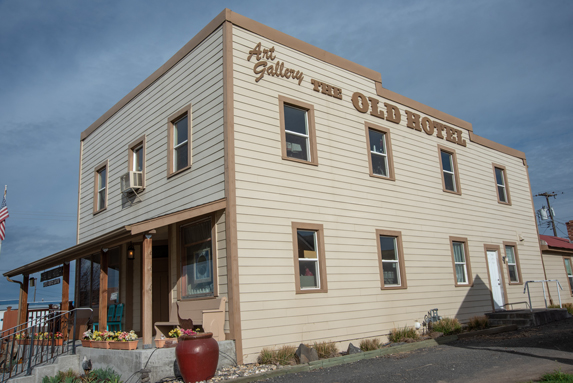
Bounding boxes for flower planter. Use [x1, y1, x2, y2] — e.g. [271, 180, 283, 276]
[155, 338, 178, 349]
[81, 340, 92, 348]
[175, 332, 218, 383]
[17, 339, 30, 346]
[109, 341, 138, 350]
[91, 340, 110, 349]
[53, 339, 64, 346]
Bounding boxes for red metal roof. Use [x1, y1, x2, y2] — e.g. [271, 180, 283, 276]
[540, 235, 573, 250]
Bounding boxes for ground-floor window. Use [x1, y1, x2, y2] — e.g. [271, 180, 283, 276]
[291, 222, 328, 294]
[564, 258, 573, 295]
[181, 218, 214, 299]
[77, 247, 120, 307]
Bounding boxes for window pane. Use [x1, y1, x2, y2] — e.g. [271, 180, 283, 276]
[174, 115, 188, 145]
[371, 153, 388, 177]
[368, 129, 386, 154]
[505, 246, 516, 264]
[91, 254, 101, 307]
[98, 190, 106, 210]
[284, 105, 307, 135]
[453, 242, 465, 263]
[508, 265, 518, 282]
[498, 186, 507, 202]
[79, 258, 91, 307]
[299, 260, 318, 288]
[134, 146, 143, 172]
[495, 168, 505, 185]
[286, 133, 309, 161]
[175, 142, 188, 171]
[108, 247, 120, 304]
[380, 236, 397, 261]
[98, 168, 106, 189]
[181, 220, 213, 299]
[382, 262, 399, 285]
[455, 264, 467, 283]
[441, 151, 453, 172]
[569, 276, 573, 294]
[565, 259, 572, 275]
[444, 173, 456, 192]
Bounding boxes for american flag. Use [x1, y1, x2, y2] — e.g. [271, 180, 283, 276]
[0, 187, 8, 241]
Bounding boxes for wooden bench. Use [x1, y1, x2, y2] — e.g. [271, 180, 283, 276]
[154, 297, 226, 341]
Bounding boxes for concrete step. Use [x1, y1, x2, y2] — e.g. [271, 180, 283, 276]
[9, 375, 34, 383]
[31, 364, 57, 383]
[489, 318, 533, 328]
[485, 309, 571, 329]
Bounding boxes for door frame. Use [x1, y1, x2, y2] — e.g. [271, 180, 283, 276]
[483, 244, 509, 311]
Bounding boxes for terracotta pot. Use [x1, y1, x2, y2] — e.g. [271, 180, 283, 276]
[155, 339, 166, 348]
[155, 338, 178, 348]
[17, 339, 30, 345]
[91, 340, 110, 349]
[175, 332, 218, 383]
[54, 339, 64, 346]
[109, 341, 138, 350]
[81, 340, 91, 348]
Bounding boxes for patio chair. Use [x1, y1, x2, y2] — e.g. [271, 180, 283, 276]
[93, 304, 116, 331]
[107, 304, 123, 332]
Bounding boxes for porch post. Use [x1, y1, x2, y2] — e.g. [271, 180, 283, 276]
[99, 249, 109, 330]
[61, 262, 70, 340]
[17, 274, 29, 329]
[142, 233, 153, 347]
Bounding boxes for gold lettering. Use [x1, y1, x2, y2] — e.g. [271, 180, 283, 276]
[456, 130, 467, 147]
[384, 103, 401, 124]
[421, 117, 434, 135]
[368, 97, 385, 119]
[445, 126, 458, 144]
[294, 71, 304, 85]
[247, 42, 263, 61]
[405, 111, 421, 131]
[268, 47, 276, 60]
[333, 87, 342, 100]
[253, 61, 267, 82]
[322, 83, 332, 96]
[352, 92, 369, 113]
[311, 79, 321, 92]
[433, 121, 445, 139]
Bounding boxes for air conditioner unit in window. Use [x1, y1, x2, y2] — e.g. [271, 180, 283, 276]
[120, 171, 143, 193]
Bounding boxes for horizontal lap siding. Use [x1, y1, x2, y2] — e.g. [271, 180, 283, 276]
[78, 28, 225, 242]
[542, 252, 573, 305]
[232, 27, 545, 362]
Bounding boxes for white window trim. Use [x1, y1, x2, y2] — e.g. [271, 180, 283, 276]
[284, 104, 311, 162]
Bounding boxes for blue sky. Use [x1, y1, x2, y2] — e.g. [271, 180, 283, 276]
[0, 0, 572, 302]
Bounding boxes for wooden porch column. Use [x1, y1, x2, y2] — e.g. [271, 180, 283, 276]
[141, 234, 153, 347]
[17, 275, 29, 329]
[61, 262, 70, 340]
[99, 249, 109, 330]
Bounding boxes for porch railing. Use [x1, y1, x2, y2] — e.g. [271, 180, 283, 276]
[0, 308, 93, 383]
[523, 279, 563, 312]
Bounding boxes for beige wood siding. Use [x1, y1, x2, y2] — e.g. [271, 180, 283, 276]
[542, 252, 573, 305]
[78, 27, 225, 243]
[232, 27, 546, 362]
[216, 210, 230, 333]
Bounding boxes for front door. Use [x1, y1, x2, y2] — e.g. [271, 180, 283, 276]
[487, 250, 505, 310]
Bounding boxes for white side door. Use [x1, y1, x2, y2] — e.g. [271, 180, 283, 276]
[487, 250, 505, 310]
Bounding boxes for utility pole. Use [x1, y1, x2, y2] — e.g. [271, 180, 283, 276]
[535, 192, 559, 236]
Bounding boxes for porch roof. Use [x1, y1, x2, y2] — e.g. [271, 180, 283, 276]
[540, 234, 573, 254]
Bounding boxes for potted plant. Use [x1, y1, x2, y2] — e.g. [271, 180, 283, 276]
[82, 330, 92, 348]
[91, 330, 110, 349]
[15, 332, 29, 345]
[175, 329, 219, 383]
[156, 328, 181, 348]
[53, 332, 64, 346]
[109, 330, 138, 350]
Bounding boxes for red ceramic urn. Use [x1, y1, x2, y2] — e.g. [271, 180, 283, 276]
[175, 332, 219, 383]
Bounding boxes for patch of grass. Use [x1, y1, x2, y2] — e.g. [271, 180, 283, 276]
[388, 326, 419, 343]
[432, 318, 462, 335]
[539, 369, 573, 382]
[42, 368, 121, 383]
[467, 315, 490, 331]
[549, 303, 573, 316]
[257, 345, 297, 365]
[359, 338, 382, 351]
[312, 341, 338, 359]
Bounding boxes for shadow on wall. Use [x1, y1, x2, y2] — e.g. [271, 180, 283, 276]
[454, 275, 493, 322]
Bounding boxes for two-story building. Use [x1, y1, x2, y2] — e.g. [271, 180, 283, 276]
[4, 9, 555, 364]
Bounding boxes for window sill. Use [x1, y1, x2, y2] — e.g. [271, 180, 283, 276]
[454, 282, 473, 287]
[295, 287, 327, 294]
[179, 294, 217, 302]
[443, 189, 462, 196]
[93, 207, 107, 216]
[282, 156, 318, 167]
[497, 200, 512, 206]
[508, 281, 523, 286]
[380, 285, 407, 290]
[370, 173, 396, 181]
[167, 165, 191, 179]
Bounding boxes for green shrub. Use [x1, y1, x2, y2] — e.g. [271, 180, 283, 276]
[467, 316, 489, 331]
[42, 368, 121, 383]
[549, 303, 573, 316]
[432, 318, 462, 335]
[540, 369, 573, 382]
[388, 326, 419, 342]
[359, 338, 382, 351]
[312, 341, 338, 359]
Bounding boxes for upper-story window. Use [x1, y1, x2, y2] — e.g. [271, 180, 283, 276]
[133, 145, 143, 172]
[127, 135, 146, 189]
[167, 104, 192, 177]
[438, 145, 461, 195]
[365, 123, 395, 180]
[493, 164, 511, 205]
[93, 160, 108, 214]
[279, 96, 318, 166]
